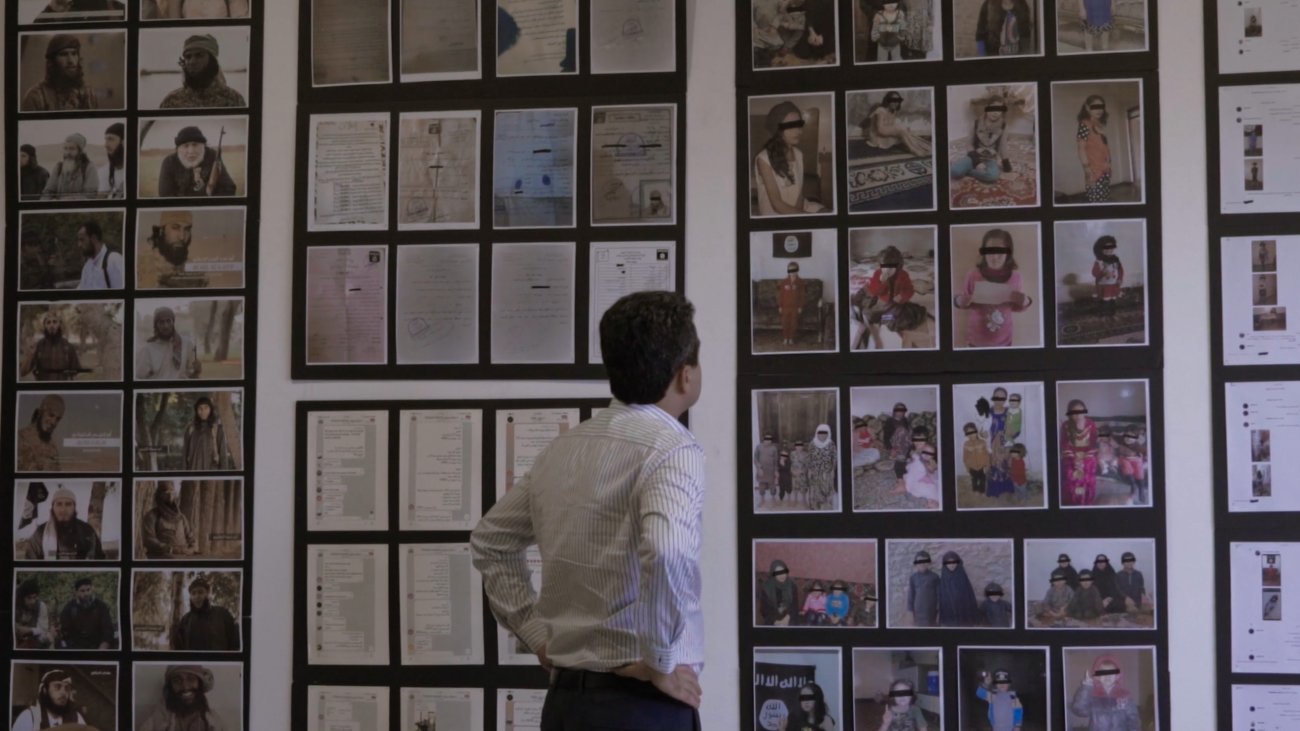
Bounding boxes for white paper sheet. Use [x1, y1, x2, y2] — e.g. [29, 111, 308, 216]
[498, 546, 544, 665]
[591, 0, 675, 74]
[492, 109, 577, 228]
[309, 113, 390, 231]
[591, 105, 676, 225]
[399, 543, 484, 665]
[307, 545, 390, 665]
[400, 687, 485, 730]
[494, 408, 579, 497]
[1222, 236, 1300, 364]
[1220, 85, 1300, 213]
[311, 0, 392, 86]
[1233, 684, 1300, 728]
[1219, 0, 1300, 74]
[1232, 542, 1300, 672]
[395, 244, 479, 364]
[588, 241, 676, 363]
[496, 0, 577, 76]
[401, 0, 480, 81]
[1226, 381, 1300, 512]
[496, 689, 546, 731]
[306, 246, 388, 365]
[398, 409, 483, 530]
[971, 281, 1015, 306]
[397, 111, 480, 230]
[307, 686, 390, 731]
[490, 242, 575, 364]
[307, 410, 389, 531]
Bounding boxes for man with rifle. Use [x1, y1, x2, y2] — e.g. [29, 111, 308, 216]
[157, 125, 236, 197]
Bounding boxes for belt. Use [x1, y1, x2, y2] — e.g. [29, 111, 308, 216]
[550, 668, 649, 691]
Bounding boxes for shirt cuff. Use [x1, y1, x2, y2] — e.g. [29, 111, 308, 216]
[642, 643, 678, 675]
[517, 619, 549, 655]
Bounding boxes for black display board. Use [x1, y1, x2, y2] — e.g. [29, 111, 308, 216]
[4, 2, 260, 729]
[736, 1, 1169, 729]
[291, 0, 688, 380]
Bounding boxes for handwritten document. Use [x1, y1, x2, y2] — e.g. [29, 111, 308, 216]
[497, 689, 546, 731]
[493, 108, 577, 228]
[402, 0, 480, 80]
[311, 0, 391, 86]
[399, 409, 483, 530]
[307, 545, 389, 666]
[307, 410, 389, 531]
[589, 241, 676, 362]
[496, 0, 577, 76]
[398, 111, 480, 229]
[396, 245, 479, 364]
[306, 246, 388, 365]
[498, 546, 544, 664]
[494, 407, 578, 496]
[401, 688, 484, 730]
[591, 0, 675, 74]
[400, 543, 484, 665]
[591, 105, 676, 225]
[309, 113, 389, 231]
[307, 686, 389, 731]
[490, 242, 575, 363]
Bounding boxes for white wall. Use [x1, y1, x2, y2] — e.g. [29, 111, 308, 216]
[0, 0, 1213, 727]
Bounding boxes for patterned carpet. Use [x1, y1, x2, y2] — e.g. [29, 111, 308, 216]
[948, 133, 1039, 209]
[848, 143, 935, 212]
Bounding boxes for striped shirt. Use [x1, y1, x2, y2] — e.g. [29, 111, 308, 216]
[470, 400, 705, 675]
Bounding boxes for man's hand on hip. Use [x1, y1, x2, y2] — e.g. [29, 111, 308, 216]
[536, 644, 554, 672]
[614, 663, 702, 709]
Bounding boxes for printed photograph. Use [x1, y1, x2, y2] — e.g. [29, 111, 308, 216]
[852, 648, 943, 731]
[13, 569, 120, 650]
[18, 0, 127, 24]
[397, 110, 481, 230]
[8, 662, 118, 730]
[850, 385, 942, 512]
[1025, 539, 1157, 630]
[131, 569, 242, 651]
[1245, 124, 1264, 157]
[591, 104, 677, 225]
[1057, 0, 1150, 54]
[848, 226, 938, 351]
[15, 391, 123, 473]
[492, 108, 577, 228]
[1251, 429, 1271, 462]
[953, 382, 1047, 510]
[1252, 239, 1276, 272]
[1251, 463, 1272, 497]
[886, 539, 1016, 628]
[954, 0, 1043, 58]
[749, 229, 839, 354]
[134, 662, 245, 731]
[18, 118, 127, 201]
[142, 0, 252, 19]
[136, 207, 247, 289]
[1254, 273, 1278, 306]
[13, 480, 121, 561]
[138, 116, 248, 198]
[19, 30, 126, 112]
[17, 301, 124, 382]
[1244, 6, 1262, 37]
[1264, 588, 1282, 620]
[1055, 219, 1148, 346]
[18, 209, 126, 291]
[134, 479, 244, 560]
[947, 83, 1039, 209]
[1058, 379, 1152, 508]
[950, 222, 1043, 349]
[753, 647, 842, 731]
[1051, 79, 1145, 205]
[957, 647, 1050, 731]
[1263, 552, 1281, 586]
[751, 388, 841, 513]
[853, 0, 942, 63]
[749, 92, 836, 217]
[753, 539, 878, 628]
[1062, 646, 1158, 730]
[138, 27, 250, 109]
[846, 88, 936, 213]
[133, 388, 243, 473]
[1254, 307, 1286, 332]
[133, 297, 245, 381]
[1246, 159, 1263, 191]
[751, 0, 839, 69]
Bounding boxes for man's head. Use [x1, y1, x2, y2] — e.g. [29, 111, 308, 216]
[20, 143, 37, 169]
[786, 261, 800, 277]
[913, 550, 931, 572]
[599, 291, 700, 412]
[180, 34, 222, 89]
[51, 487, 77, 523]
[33, 394, 66, 438]
[1121, 551, 1137, 570]
[44, 34, 84, 88]
[42, 311, 65, 339]
[156, 481, 178, 507]
[164, 665, 214, 714]
[151, 210, 195, 267]
[174, 127, 208, 169]
[188, 577, 211, 608]
[152, 306, 177, 341]
[38, 669, 74, 714]
[77, 219, 103, 257]
[105, 122, 125, 168]
[63, 133, 87, 163]
[74, 577, 95, 604]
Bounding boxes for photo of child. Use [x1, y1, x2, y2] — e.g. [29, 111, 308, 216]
[754, 539, 879, 628]
[1055, 219, 1148, 347]
[947, 83, 1039, 209]
[953, 381, 1047, 510]
[851, 385, 942, 512]
[950, 223, 1043, 349]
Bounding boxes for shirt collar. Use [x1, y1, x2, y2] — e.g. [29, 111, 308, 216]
[611, 399, 692, 436]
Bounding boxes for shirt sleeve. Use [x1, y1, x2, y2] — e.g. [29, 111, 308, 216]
[108, 252, 124, 289]
[469, 471, 547, 653]
[633, 443, 705, 674]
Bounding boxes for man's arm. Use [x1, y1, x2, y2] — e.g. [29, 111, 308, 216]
[633, 443, 704, 674]
[469, 473, 546, 653]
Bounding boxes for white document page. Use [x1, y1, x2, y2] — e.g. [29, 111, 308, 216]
[1219, 0, 1300, 74]
[309, 113, 390, 230]
[492, 109, 577, 228]
[496, 0, 577, 76]
[1220, 85, 1300, 213]
[397, 111, 480, 230]
[395, 244, 479, 364]
[307, 545, 390, 665]
[400, 687, 485, 730]
[398, 409, 483, 530]
[305, 246, 388, 365]
[1226, 381, 1300, 512]
[401, 0, 480, 81]
[1233, 542, 1300, 672]
[591, 105, 676, 225]
[591, 0, 675, 74]
[497, 689, 547, 731]
[490, 242, 575, 364]
[494, 408, 579, 497]
[399, 543, 484, 665]
[1233, 684, 1300, 729]
[307, 410, 389, 531]
[1222, 236, 1300, 365]
[588, 241, 676, 362]
[306, 686, 389, 731]
[311, 0, 392, 86]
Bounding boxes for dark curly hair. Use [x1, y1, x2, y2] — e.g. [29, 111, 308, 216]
[599, 291, 699, 405]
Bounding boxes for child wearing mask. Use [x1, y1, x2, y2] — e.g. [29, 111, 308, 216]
[981, 582, 1013, 627]
[975, 669, 1024, 731]
[826, 579, 853, 626]
[802, 580, 829, 625]
[963, 421, 991, 495]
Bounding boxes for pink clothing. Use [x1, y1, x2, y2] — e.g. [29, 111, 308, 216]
[1061, 418, 1099, 506]
[803, 591, 828, 615]
[961, 268, 1026, 348]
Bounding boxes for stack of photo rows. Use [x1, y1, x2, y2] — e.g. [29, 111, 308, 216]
[293, 0, 686, 380]
[5, 2, 258, 729]
[737, 1, 1168, 730]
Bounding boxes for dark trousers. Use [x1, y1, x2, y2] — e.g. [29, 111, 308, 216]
[969, 468, 987, 493]
[542, 669, 701, 731]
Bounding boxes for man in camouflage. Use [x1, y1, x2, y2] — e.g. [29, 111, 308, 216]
[22, 34, 99, 111]
[161, 34, 246, 109]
